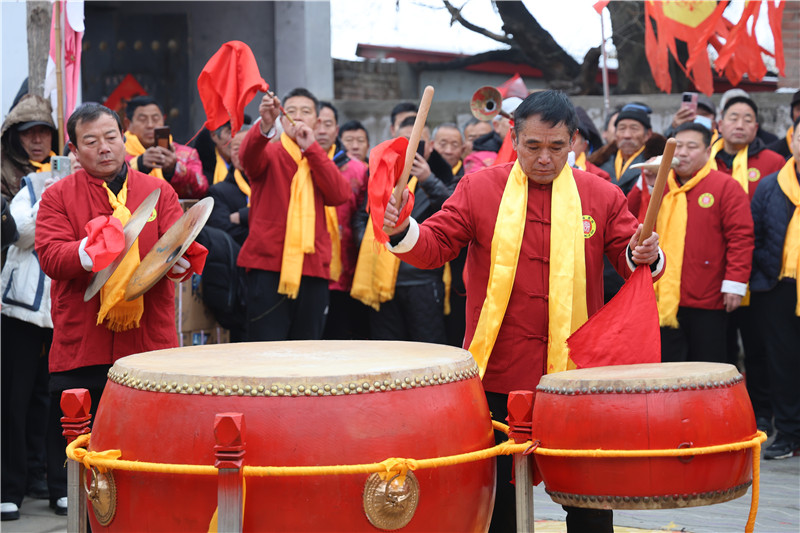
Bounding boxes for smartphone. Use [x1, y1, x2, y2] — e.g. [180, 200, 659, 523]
[154, 126, 171, 149]
[681, 92, 698, 113]
[416, 139, 426, 158]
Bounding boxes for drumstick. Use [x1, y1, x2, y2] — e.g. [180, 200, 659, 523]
[267, 90, 297, 127]
[392, 85, 435, 207]
[637, 138, 677, 246]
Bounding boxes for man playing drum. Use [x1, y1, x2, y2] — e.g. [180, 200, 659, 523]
[35, 103, 202, 516]
[383, 90, 664, 532]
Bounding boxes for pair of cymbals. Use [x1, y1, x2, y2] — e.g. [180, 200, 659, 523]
[83, 195, 214, 302]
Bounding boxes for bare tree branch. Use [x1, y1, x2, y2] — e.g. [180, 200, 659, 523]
[442, 0, 514, 45]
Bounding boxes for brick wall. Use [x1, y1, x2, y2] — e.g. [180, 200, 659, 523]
[334, 59, 401, 100]
[779, 1, 800, 88]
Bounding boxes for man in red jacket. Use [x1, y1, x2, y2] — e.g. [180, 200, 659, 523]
[237, 88, 350, 341]
[713, 95, 784, 436]
[630, 122, 754, 363]
[383, 91, 663, 533]
[35, 103, 200, 515]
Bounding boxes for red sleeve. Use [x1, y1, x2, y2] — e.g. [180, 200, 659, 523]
[720, 179, 755, 284]
[602, 182, 640, 280]
[35, 183, 86, 281]
[303, 142, 351, 206]
[395, 176, 475, 269]
[239, 124, 271, 182]
[627, 184, 642, 219]
[155, 181, 184, 235]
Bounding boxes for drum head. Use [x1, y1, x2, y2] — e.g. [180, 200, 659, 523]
[538, 362, 741, 392]
[124, 197, 213, 301]
[108, 341, 479, 396]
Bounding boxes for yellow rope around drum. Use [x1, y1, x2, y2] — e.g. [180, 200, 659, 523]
[66, 428, 767, 533]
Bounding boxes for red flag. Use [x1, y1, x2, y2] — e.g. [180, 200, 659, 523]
[644, 0, 728, 95]
[367, 137, 415, 245]
[568, 267, 661, 369]
[496, 74, 528, 100]
[494, 127, 517, 166]
[593, 0, 610, 14]
[197, 41, 269, 137]
[715, 1, 770, 87]
[766, 0, 785, 76]
[45, 1, 84, 127]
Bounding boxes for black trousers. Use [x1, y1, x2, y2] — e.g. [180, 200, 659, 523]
[660, 307, 728, 363]
[485, 392, 613, 533]
[1, 316, 52, 506]
[752, 282, 800, 440]
[369, 281, 447, 344]
[726, 305, 773, 420]
[322, 289, 371, 340]
[245, 270, 329, 341]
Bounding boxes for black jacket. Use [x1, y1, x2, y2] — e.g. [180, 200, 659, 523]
[352, 150, 456, 287]
[206, 169, 249, 246]
[750, 168, 796, 292]
[194, 225, 246, 331]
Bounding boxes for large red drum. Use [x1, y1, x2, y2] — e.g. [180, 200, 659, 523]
[87, 341, 496, 532]
[531, 362, 756, 509]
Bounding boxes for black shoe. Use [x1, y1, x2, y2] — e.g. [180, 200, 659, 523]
[1, 502, 20, 521]
[756, 416, 774, 437]
[764, 434, 800, 460]
[49, 497, 68, 516]
[26, 469, 49, 499]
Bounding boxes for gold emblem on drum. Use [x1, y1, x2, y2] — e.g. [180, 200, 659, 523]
[85, 466, 117, 526]
[363, 471, 420, 530]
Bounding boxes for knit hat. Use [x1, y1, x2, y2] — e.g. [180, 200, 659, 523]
[615, 106, 651, 130]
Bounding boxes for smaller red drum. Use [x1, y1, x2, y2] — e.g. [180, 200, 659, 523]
[86, 341, 496, 532]
[532, 362, 757, 509]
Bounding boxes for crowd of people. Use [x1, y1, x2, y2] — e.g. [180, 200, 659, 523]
[0, 81, 798, 530]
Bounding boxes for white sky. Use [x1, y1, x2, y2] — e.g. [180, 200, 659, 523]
[330, 0, 776, 66]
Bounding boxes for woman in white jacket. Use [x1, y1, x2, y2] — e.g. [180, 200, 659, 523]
[1, 171, 55, 521]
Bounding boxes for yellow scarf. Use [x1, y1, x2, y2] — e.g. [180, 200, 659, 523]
[29, 151, 56, 172]
[325, 145, 342, 283]
[614, 146, 645, 182]
[468, 161, 586, 378]
[351, 178, 418, 310]
[125, 131, 166, 180]
[278, 133, 315, 299]
[439, 161, 462, 316]
[213, 149, 252, 205]
[709, 138, 749, 193]
[96, 180, 144, 331]
[574, 151, 587, 171]
[786, 126, 795, 154]
[654, 167, 711, 327]
[777, 158, 800, 315]
[212, 148, 229, 185]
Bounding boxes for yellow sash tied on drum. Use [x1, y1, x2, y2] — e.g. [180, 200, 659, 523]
[709, 137, 749, 193]
[351, 178, 418, 310]
[96, 181, 145, 331]
[777, 158, 800, 315]
[125, 131, 168, 180]
[325, 144, 342, 283]
[614, 146, 645, 182]
[469, 161, 587, 377]
[29, 151, 56, 173]
[654, 168, 710, 328]
[279, 133, 316, 299]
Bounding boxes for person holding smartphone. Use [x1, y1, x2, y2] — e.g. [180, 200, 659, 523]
[122, 96, 208, 199]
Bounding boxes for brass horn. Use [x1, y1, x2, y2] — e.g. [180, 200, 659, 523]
[470, 86, 512, 122]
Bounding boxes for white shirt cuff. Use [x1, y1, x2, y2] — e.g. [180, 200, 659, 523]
[626, 246, 665, 277]
[256, 117, 277, 139]
[78, 237, 93, 271]
[385, 218, 419, 254]
[721, 280, 748, 297]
